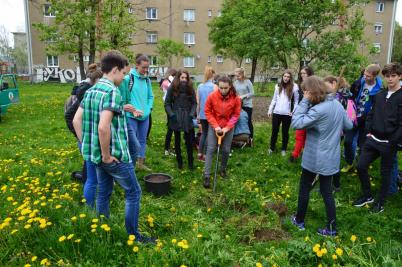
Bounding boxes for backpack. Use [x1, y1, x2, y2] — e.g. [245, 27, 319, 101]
[64, 83, 91, 137]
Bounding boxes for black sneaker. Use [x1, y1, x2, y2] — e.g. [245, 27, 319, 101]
[353, 196, 374, 207]
[203, 176, 211, 188]
[219, 170, 227, 179]
[369, 202, 384, 213]
[136, 234, 157, 244]
[288, 155, 296, 163]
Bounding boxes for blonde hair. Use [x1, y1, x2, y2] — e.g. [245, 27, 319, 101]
[235, 67, 245, 80]
[365, 64, 381, 76]
[203, 66, 215, 83]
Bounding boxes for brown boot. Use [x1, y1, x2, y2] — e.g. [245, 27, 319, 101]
[136, 157, 151, 171]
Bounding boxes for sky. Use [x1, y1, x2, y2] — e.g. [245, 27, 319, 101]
[0, 0, 402, 46]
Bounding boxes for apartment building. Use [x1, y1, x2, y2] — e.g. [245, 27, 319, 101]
[27, 0, 398, 81]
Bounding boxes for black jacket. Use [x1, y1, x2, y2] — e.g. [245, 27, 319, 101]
[366, 87, 402, 144]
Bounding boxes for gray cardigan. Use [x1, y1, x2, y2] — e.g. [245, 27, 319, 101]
[291, 96, 353, 176]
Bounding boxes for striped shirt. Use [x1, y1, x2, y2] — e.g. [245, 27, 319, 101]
[80, 78, 131, 164]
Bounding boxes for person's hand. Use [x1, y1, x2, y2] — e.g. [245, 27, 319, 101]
[102, 155, 120, 164]
[222, 127, 230, 134]
[123, 104, 136, 113]
[267, 112, 272, 118]
[133, 110, 143, 118]
[215, 127, 222, 135]
[196, 117, 200, 124]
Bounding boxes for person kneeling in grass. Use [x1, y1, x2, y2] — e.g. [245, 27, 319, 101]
[290, 76, 353, 236]
[353, 63, 402, 213]
[73, 51, 155, 243]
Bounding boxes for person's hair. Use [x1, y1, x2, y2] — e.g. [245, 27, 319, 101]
[87, 68, 103, 84]
[301, 76, 328, 105]
[323, 75, 338, 93]
[217, 75, 237, 96]
[164, 68, 177, 79]
[203, 66, 215, 83]
[87, 63, 99, 73]
[234, 67, 246, 81]
[382, 63, 402, 76]
[365, 64, 381, 76]
[301, 65, 314, 76]
[171, 69, 194, 96]
[100, 50, 128, 73]
[279, 69, 294, 99]
[324, 75, 350, 91]
[135, 53, 150, 65]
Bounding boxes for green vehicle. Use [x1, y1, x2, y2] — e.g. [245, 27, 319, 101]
[0, 74, 20, 122]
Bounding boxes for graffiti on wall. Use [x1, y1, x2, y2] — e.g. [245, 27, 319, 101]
[35, 67, 82, 83]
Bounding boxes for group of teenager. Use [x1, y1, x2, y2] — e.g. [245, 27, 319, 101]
[66, 49, 402, 238]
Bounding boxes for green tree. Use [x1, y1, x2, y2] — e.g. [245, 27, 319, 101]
[33, 0, 135, 79]
[155, 39, 192, 68]
[391, 22, 402, 64]
[209, 0, 368, 82]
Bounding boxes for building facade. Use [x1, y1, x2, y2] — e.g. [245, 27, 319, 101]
[27, 0, 398, 81]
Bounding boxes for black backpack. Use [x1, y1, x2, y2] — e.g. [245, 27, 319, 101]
[64, 82, 91, 137]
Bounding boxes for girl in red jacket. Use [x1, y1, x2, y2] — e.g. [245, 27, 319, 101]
[203, 76, 241, 188]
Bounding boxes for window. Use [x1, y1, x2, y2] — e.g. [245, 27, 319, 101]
[128, 32, 134, 40]
[83, 55, 89, 62]
[373, 43, 381, 53]
[146, 7, 158, 20]
[217, 55, 223, 63]
[47, 55, 58, 67]
[184, 9, 195, 21]
[73, 55, 90, 62]
[184, 57, 195, 68]
[207, 56, 212, 63]
[208, 10, 212, 17]
[128, 7, 134, 14]
[146, 32, 158, 44]
[245, 58, 252, 64]
[217, 10, 222, 17]
[149, 56, 158, 66]
[184, 32, 195, 45]
[374, 23, 383, 33]
[44, 4, 55, 17]
[376, 2, 384, 12]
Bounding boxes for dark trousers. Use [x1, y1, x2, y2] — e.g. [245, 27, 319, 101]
[344, 118, 367, 164]
[333, 172, 340, 189]
[270, 113, 292, 151]
[357, 137, 397, 205]
[146, 113, 152, 139]
[296, 168, 336, 230]
[198, 119, 209, 154]
[242, 106, 254, 138]
[174, 130, 194, 168]
[164, 115, 174, 151]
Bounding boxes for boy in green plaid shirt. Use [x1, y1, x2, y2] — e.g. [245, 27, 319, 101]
[73, 51, 155, 242]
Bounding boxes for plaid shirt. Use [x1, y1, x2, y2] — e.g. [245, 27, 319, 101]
[80, 78, 131, 164]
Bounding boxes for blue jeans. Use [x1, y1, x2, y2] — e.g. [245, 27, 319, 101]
[344, 129, 358, 165]
[96, 161, 142, 235]
[389, 154, 399, 194]
[128, 117, 149, 158]
[84, 161, 97, 208]
[127, 120, 141, 165]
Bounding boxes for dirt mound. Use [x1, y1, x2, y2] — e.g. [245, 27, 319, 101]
[254, 228, 289, 241]
[252, 96, 270, 122]
[265, 202, 288, 217]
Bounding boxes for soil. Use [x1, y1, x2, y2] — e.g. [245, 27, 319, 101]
[146, 175, 171, 183]
[265, 202, 288, 218]
[252, 96, 271, 123]
[254, 228, 289, 242]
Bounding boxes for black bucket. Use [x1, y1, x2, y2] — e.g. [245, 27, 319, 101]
[143, 173, 172, 196]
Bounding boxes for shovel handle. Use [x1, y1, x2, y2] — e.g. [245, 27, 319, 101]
[215, 131, 225, 145]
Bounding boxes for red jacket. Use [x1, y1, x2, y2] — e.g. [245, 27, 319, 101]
[204, 90, 241, 130]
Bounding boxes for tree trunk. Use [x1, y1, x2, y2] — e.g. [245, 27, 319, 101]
[89, 0, 96, 64]
[250, 57, 258, 83]
[78, 40, 86, 80]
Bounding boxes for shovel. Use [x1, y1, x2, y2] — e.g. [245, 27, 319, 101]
[213, 131, 225, 192]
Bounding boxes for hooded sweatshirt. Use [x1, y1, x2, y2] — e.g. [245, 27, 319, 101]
[119, 68, 154, 120]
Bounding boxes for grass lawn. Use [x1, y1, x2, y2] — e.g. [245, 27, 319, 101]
[0, 82, 401, 266]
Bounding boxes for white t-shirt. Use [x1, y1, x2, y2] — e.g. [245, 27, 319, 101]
[268, 84, 299, 115]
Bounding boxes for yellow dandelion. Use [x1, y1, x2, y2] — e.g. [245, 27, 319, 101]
[59, 235, 66, 242]
[316, 250, 323, 258]
[24, 264, 31, 267]
[71, 216, 77, 222]
[74, 239, 81, 243]
[79, 213, 86, 218]
[171, 239, 177, 244]
[55, 204, 62, 209]
[320, 248, 327, 255]
[127, 240, 134, 246]
[336, 248, 343, 256]
[40, 258, 50, 266]
[11, 229, 18, 234]
[313, 244, 320, 253]
[92, 218, 99, 223]
[67, 234, 74, 240]
[129, 234, 136, 241]
[24, 224, 31, 229]
[197, 233, 203, 238]
[91, 224, 98, 229]
[133, 246, 139, 252]
[256, 263, 263, 267]
[91, 229, 96, 233]
[350, 235, 357, 242]
[31, 256, 37, 262]
[180, 265, 187, 267]
[366, 237, 372, 242]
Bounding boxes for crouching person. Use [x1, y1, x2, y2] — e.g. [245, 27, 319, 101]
[353, 63, 402, 213]
[290, 76, 352, 236]
[73, 51, 155, 242]
[232, 110, 251, 148]
[203, 76, 241, 188]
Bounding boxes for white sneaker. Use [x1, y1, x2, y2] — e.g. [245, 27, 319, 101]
[164, 150, 170, 156]
[281, 150, 286, 156]
[267, 149, 273, 155]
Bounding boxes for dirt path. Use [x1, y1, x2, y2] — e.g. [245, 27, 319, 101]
[252, 96, 271, 122]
